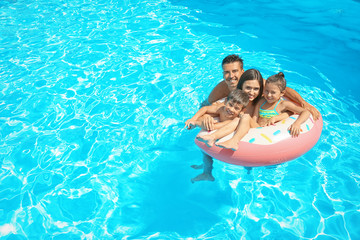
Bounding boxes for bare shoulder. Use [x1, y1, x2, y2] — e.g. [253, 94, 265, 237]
[279, 99, 301, 112]
[207, 102, 224, 112]
[280, 99, 295, 107]
[208, 80, 230, 103]
[245, 101, 257, 115]
[258, 98, 266, 105]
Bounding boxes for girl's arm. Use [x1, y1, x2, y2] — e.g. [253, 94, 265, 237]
[262, 111, 291, 126]
[207, 80, 230, 104]
[281, 101, 310, 137]
[284, 87, 320, 120]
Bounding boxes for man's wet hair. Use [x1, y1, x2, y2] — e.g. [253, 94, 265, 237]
[222, 54, 244, 69]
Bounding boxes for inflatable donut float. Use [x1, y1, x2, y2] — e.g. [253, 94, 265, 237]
[195, 114, 323, 167]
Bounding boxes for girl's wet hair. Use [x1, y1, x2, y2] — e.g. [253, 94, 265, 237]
[222, 54, 244, 69]
[227, 89, 249, 107]
[236, 69, 264, 104]
[266, 72, 286, 92]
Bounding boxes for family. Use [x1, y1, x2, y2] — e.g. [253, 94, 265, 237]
[185, 54, 320, 183]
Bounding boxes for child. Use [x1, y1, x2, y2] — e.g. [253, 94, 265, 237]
[204, 72, 310, 151]
[185, 89, 249, 131]
[252, 72, 310, 136]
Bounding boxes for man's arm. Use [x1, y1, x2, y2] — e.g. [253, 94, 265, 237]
[284, 87, 320, 120]
[207, 80, 230, 104]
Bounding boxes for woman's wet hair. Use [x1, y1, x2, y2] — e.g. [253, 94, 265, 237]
[222, 54, 244, 69]
[237, 69, 264, 104]
[266, 72, 286, 92]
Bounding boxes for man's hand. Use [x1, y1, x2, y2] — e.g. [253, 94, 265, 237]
[302, 102, 320, 120]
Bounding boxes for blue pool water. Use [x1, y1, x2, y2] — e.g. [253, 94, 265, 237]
[1, 0, 360, 239]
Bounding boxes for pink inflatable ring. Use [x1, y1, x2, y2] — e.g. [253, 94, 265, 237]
[195, 114, 323, 167]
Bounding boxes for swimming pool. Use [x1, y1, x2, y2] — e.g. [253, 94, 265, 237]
[1, 0, 359, 239]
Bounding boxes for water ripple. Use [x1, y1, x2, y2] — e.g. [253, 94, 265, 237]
[0, 0, 359, 239]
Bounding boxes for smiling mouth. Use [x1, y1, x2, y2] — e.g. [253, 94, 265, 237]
[226, 109, 233, 115]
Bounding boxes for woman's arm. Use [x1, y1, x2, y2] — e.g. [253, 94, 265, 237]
[207, 80, 230, 104]
[284, 87, 320, 120]
[252, 98, 264, 123]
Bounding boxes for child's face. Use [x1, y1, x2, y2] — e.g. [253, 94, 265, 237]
[224, 100, 243, 118]
[264, 82, 284, 103]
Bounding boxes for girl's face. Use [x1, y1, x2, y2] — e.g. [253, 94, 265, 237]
[264, 82, 284, 103]
[241, 80, 261, 102]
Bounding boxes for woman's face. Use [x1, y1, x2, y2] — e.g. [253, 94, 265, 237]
[241, 80, 261, 102]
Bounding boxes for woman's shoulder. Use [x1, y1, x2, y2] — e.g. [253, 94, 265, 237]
[256, 97, 266, 106]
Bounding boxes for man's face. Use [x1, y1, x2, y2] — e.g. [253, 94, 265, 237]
[222, 62, 244, 91]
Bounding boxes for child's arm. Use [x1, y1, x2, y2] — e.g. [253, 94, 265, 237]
[213, 119, 234, 130]
[281, 101, 310, 137]
[185, 105, 221, 130]
[262, 111, 291, 126]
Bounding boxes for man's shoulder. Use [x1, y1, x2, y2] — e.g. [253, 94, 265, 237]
[208, 80, 229, 103]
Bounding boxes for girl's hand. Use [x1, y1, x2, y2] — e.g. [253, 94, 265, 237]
[185, 119, 196, 130]
[288, 123, 301, 137]
[263, 117, 276, 127]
